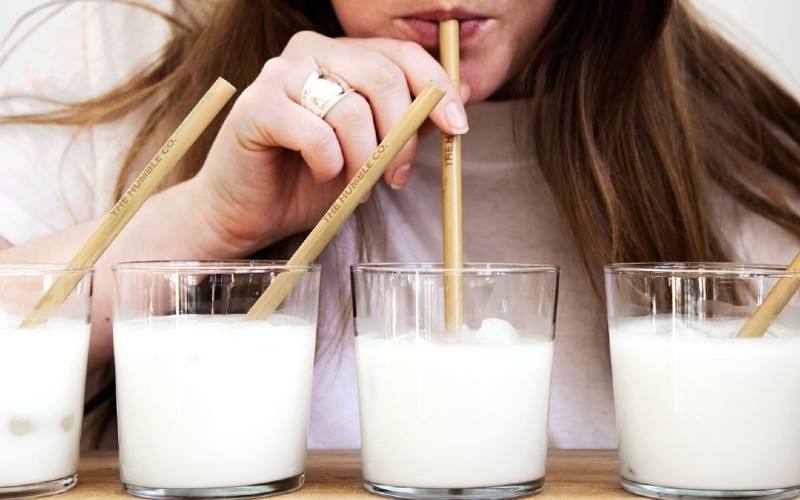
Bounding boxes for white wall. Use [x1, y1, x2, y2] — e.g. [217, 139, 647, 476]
[0, 1, 40, 33]
[1, 1, 172, 96]
[691, 0, 800, 96]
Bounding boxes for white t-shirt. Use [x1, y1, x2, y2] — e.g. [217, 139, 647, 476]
[2, 3, 798, 451]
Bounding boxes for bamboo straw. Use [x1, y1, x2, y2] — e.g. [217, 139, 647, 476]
[245, 81, 446, 321]
[440, 19, 464, 331]
[19, 78, 236, 328]
[737, 253, 800, 338]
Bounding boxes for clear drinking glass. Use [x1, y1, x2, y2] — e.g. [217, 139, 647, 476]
[0, 264, 93, 499]
[112, 260, 320, 499]
[606, 263, 800, 499]
[351, 262, 559, 499]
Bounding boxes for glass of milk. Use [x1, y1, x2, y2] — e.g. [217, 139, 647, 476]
[606, 263, 800, 499]
[351, 262, 559, 499]
[0, 263, 93, 499]
[112, 260, 320, 499]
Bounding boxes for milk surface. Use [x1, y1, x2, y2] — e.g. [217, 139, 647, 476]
[611, 317, 800, 490]
[0, 319, 90, 487]
[114, 314, 316, 489]
[356, 318, 553, 489]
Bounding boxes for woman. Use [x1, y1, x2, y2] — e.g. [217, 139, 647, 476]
[1, 0, 799, 449]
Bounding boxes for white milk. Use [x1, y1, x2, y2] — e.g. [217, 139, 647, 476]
[0, 319, 90, 487]
[113, 314, 316, 489]
[356, 318, 553, 489]
[611, 317, 800, 491]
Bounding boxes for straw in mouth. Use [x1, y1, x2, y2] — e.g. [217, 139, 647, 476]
[440, 19, 465, 332]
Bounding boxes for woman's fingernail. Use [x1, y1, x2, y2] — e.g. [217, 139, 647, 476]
[360, 189, 371, 203]
[445, 101, 469, 135]
[390, 164, 411, 190]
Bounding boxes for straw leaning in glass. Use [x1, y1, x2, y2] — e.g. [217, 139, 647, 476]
[738, 252, 800, 337]
[20, 78, 236, 327]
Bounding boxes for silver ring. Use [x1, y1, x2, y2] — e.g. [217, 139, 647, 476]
[301, 69, 354, 119]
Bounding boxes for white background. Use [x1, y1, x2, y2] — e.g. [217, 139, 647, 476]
[692, 0, 800, 96]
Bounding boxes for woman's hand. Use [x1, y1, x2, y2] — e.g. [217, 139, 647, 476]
[186, 31, 469, 257]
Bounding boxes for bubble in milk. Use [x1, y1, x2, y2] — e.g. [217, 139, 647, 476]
[470, 318, 520, 344]
[61, 414, 74, 432]
[8, 417, 32, 436]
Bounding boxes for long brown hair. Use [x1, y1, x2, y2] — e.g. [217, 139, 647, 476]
[4, 0, 799, 290]
[516, 0, 800, 292]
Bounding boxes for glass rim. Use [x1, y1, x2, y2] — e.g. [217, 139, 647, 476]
[604, 262, 799, 277]
[112, 260, 320, 273]
[0, 263, 94, 276]
[351, 262, 559, 274]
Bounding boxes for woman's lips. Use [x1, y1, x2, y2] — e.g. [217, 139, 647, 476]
[400, 17, 488, 49]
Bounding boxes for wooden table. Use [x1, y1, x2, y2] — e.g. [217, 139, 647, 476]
[61, 449, 635, 499]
